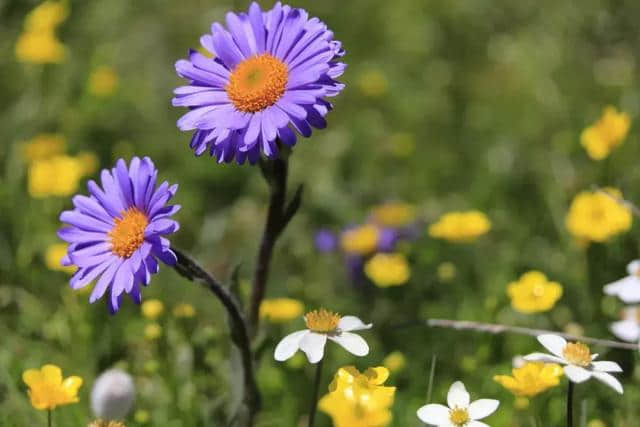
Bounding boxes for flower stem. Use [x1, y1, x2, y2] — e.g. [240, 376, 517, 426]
[567, 381, 574, 427]
[172, 247, 260, 426]
[47, 409, 51, 427]
[308, 359, 324, 427]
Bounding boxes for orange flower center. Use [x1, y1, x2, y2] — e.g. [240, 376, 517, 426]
[304, 309, 341, 333]
[109, 208, 148, 258]
[563, 342, 591, 367]
[226, 53, 288, 113]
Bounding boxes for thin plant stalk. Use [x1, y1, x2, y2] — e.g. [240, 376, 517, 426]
[47, 409, 51, 427]
[567, 381, 574, 427]
[426, 354, 437, 403]
[308, 359, 324, 427]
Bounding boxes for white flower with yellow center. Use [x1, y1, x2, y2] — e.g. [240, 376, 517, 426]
[524, 334, 623, 394]
[417, 381, 499, 427]
[610, 306, 640, 342]
[604, 260, 640, 303]
[274, 309, 372, 364]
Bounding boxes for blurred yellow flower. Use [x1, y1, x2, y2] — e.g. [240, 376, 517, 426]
[22, 364, 82, 410]
[89, 66, 119, 97]
[173, 303, 196, 318]
[76, 151, 99, 175]
[364, 253, 410, 287]
[565, 188, 632, 243]
[16, 31, 66, 64]
[23, 134, 66, 162]
[507, 271, 563, 314]
[341, 224, 379, 255]
[144, 323, 162, 340]
[357, 70, 388, 97]
[259, 298, 304, 323]
[28, 155, 89, 198]
[581, 106, 630, 160]
[514, 397, 530, 410]
[428, 210, 491, 243]
[88, 420, 125, 427]
[141, 299, 164, 320]
[24, 1, 68, 32]
[319, 366, 396, 427]
[45, 243, 76, 274]
[382, 351, 406, 373]
[493, 362, 563, 397]
[436, 261, 457, 282]
[370, 202, 416, 228]
[134, 409, 150, 424]
[587, 420, 607, 427]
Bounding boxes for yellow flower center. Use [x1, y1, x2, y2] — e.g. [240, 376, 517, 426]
[449, 407, 470, 425]
[531, 284, 545, 297]
[304, 309, 341, 333]
[563, 342, 591, 366]
[226, 53, 288, 113]
[109, 208, 148, 258]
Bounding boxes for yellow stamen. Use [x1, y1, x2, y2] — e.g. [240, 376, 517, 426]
[226, 53, 288, 113]
[449, 407, 470, 425]
[304, 309, 341, 333]
[563, 342, 591, 367]
[109, 208, 148, 258]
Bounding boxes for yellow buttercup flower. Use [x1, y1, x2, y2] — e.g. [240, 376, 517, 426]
[507, 271, 563, 314]
[141, 299, 164, 320]
[364, 253, 410, 287]
[565, 188, 632, 243]
[493, 362, 563, 397]
[24, 1, 68, 32]
[382, 351, 406, 373]
[173, 303, 196, 318]
[319, 366, 396, 427]
[89, 66, 119, 97]
[16, 31, 66, 64]
[341, 224, 380, 255]
[23, 134, 66, 162]
[259, 298, 304, 323]
[22, 364, 82, 410]
[88, 421, 125, 427]
[45, 243, 76, 274]
[581, 106, 630, 160]
[370, 202, 416, 228]
[428, 210, 491, 243]
[28, 155, 88, 198]
[144, 323, 162, 341]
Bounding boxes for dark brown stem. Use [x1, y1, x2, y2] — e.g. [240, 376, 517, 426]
[308, 359, 324, 427]
[567, 381, 574, 427]
[172, 247, 260, 426]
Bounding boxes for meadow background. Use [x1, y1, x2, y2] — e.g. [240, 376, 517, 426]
[2, 0, 640, 425]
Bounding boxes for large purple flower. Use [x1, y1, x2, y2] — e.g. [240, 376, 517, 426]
[172, 2, 345, 164]
[58, 157, 180, 313]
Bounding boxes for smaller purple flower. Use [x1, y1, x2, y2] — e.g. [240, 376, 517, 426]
[58, 157, 180, 313]
[314, 229, 337, 252]
[377, 228, 398, 252]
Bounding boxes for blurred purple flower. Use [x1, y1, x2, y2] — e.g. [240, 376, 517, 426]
[172, 2, 346, 164]
[377, 228, 398, 252]
[314, 229, 337, 252]
[58, 157, 180, 313]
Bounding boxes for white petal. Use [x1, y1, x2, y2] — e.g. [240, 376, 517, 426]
[299, 331, 327, 364]
[626, 260, 640, 275]
[592, 361, 623, 373]
[328, 332, 369, 356]
[610, 320, 640, 342]
[274, 330, 308, 362]
[416, 404, 450, 425]
[468, 399, 500, 420]
[592, 371, 624, 394]
[468, 422, 490, 427]
[563, 365, 592, 383]
[537, 334, 567, 358]
[447, 381, 470, 409]
[524, 353, 566, 364]
[338, 315, 372, 332]
[604, 276, 640, 303]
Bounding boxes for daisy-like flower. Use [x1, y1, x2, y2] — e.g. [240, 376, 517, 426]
[274, 309, 371, 364]
[58, 157, 180, 313]
[172, 2, 345, 164]
[604, 260, 640, 303]
[417, 381, 499, 427]
[610, 306, 640, 342]
[524, 334, 624, 394]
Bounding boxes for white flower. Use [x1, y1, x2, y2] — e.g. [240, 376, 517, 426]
[610, 306, 640, 342]
[604, 260, 640, 303]
[91, 369, 136, 420]
[417, 381, 499, 427]
[524, 334, 623, 394]
[274, 309, 371, 364]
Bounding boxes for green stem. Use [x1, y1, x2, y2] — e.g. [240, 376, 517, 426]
[308, 359, 324, 427]
[567, 381, 574, 427]
[47, 409, 51, 427]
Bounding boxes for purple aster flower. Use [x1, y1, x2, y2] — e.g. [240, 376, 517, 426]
[58, 157, 180, 313]
[314, 229, 337, 252]
[172, 2, 346, 165]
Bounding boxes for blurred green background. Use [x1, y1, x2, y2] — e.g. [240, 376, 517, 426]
[2, 0, 640, 425]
